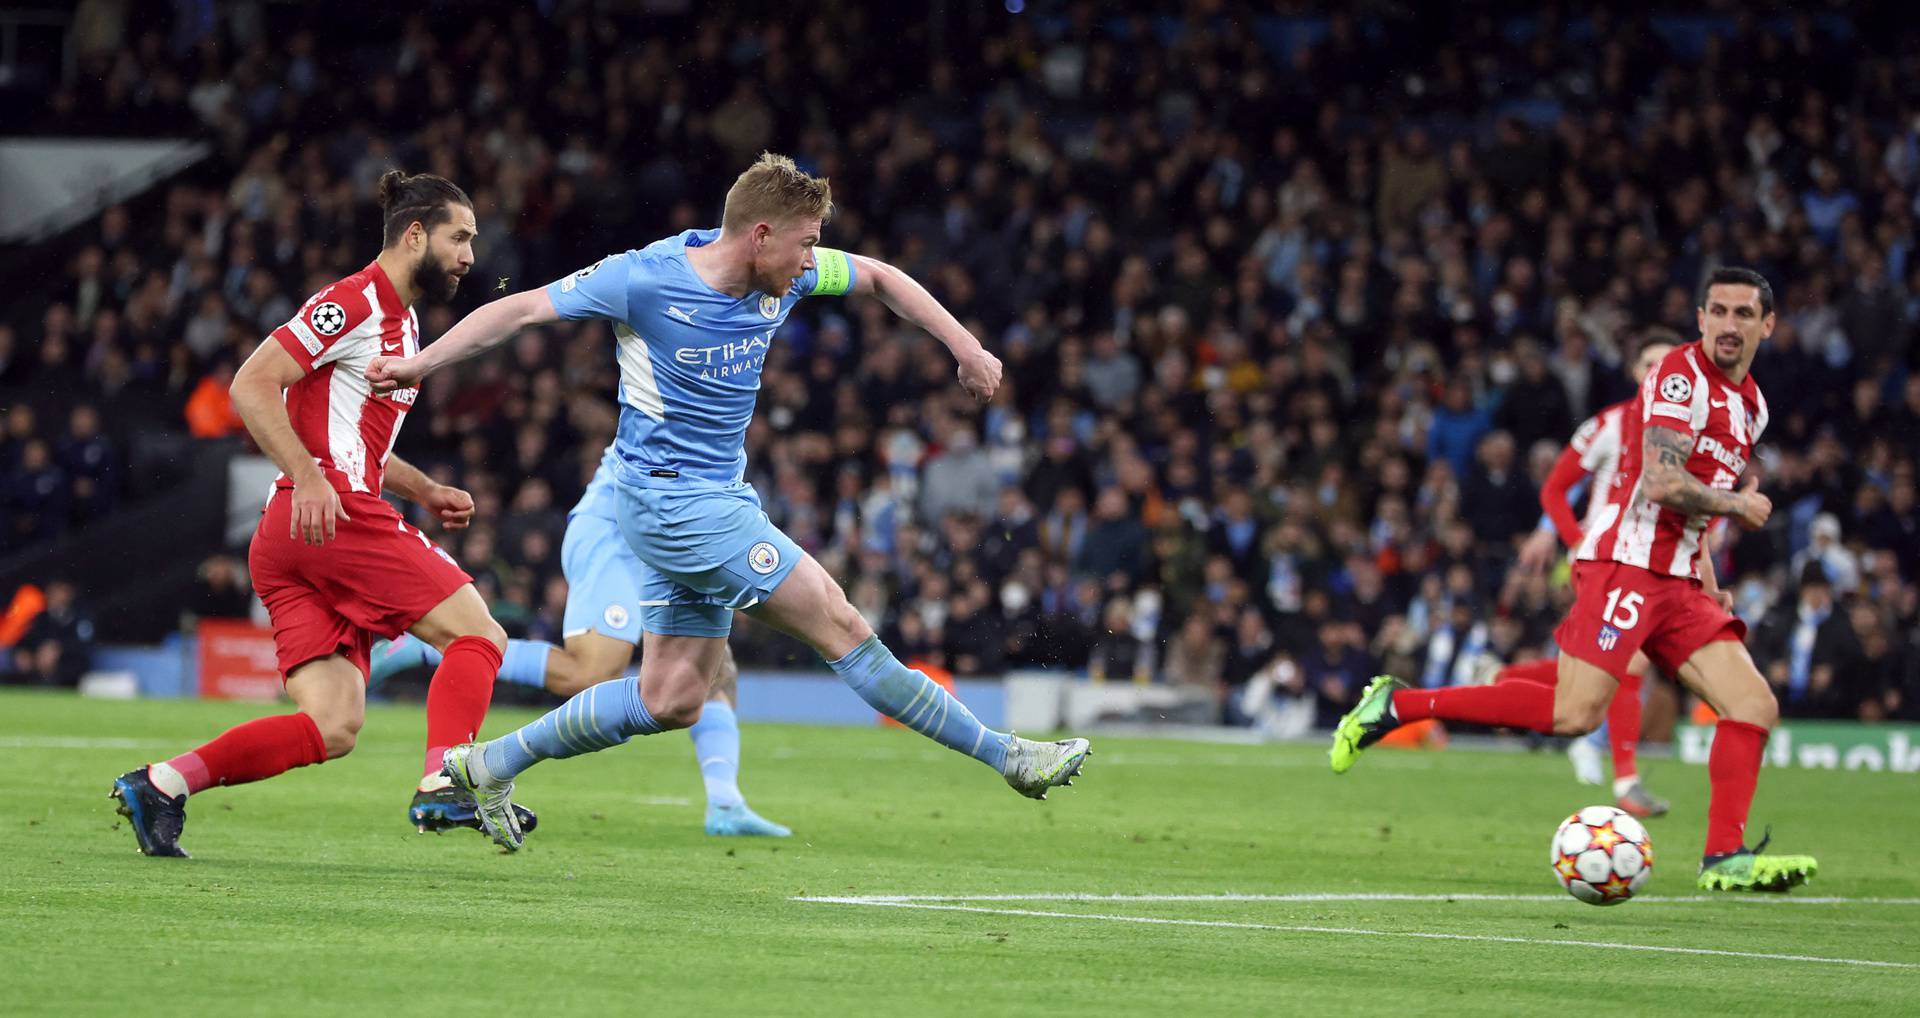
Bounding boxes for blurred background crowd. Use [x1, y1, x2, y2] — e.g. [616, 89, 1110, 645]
[2, 1, 1916, 727]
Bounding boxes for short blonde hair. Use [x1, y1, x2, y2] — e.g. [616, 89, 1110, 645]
[721, 152, 833, 232]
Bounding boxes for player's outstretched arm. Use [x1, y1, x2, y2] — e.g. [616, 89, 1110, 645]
[367, 288, 560, 394]
[1641, 426, 1770, 528]
[848, 254, 1001, 402]
[383, 453, 474, 530]
[231, 339, 348, 545]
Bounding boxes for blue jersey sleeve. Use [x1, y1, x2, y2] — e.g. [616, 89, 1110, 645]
[546, 252, 634, 322]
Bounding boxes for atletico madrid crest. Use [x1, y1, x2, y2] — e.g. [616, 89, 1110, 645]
[1597, 624, 1620, 651]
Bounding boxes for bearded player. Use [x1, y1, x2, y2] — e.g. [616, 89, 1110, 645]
[1334, 268, 1817, 892]
[1503, 330, 1678, 817]
[369, 153, 1089, 850]
[110, 171, 530, 856]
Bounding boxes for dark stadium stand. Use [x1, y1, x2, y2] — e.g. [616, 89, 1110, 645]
[1, 1, 1915, 725]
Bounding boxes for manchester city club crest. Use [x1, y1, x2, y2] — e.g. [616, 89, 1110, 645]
[604, 603, 630, 630]
[747, 541, 780, 574]
[758, 294, 780, 319]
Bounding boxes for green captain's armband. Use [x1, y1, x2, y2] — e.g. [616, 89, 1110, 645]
[808, 247, 854, 296]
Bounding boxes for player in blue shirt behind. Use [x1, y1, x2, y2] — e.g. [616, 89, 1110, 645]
[368, 153, 1090, 850]
[372, 439, 789, 838]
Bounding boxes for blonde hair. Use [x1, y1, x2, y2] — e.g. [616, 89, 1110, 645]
[721, 152, 833, 232]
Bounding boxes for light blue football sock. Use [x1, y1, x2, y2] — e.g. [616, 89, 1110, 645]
[688, 699, 745, 809]
[826, 635, 1011, 771]
[498, 639, 553, 689]
[480, 675, 661, 780]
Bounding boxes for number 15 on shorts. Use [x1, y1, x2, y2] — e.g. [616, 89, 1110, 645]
[1602, 587, 1643, 629]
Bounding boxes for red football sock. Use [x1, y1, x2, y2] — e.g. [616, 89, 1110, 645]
[1607, 669, 1644, 781]
[166, 712, 327, 793]
[1392, 682, 1554, 732]
[1704, 719, 1769, 857]
[423, 635, 502, 776]
[1493, 658, 1559, 688]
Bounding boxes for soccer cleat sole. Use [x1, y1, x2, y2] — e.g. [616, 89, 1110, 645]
[108, 779, 187, 859]
[1329, 675, 1400, 775]
[1698, 858, 1818, 893]
[1034, 745, 1090, 801]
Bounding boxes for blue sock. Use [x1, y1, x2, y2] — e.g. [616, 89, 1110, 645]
[827, 635, 1011, 771]
[688, 699, 744, 809]
[498, 639, 553, 689]
[1585, 720, 1610, 751]
[480, 675, 661, 780]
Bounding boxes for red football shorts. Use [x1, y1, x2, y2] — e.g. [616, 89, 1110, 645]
[248, 489, 472, 680]
[1555, 559, 1745, 677]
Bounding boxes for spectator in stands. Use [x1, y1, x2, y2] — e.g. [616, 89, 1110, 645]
[1756, 564, 1865, 720]
[4, 440, 69, 552]
[918, 425, 998, 524]
[7, 579, 94, 687]
[1792, 513, 1862, 595]
[58, 404, 117, 524]
[187, 554, 253, 623]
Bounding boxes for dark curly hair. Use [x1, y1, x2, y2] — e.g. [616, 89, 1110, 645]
[375, 169, 472, 247]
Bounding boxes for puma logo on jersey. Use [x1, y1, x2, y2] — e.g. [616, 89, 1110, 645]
[665, 305, 699, 324]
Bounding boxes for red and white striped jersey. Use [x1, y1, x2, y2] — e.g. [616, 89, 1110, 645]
[1566, 397, 1631, 537]
[268, 260, 420, 495]
[1578, 343, 1767, 579]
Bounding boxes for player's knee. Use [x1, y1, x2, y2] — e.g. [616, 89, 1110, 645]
[824, 588, 872, 647]
[468, 617, 508, 655]
[641, 660, 709, 730]
[648, 684, 706, 730]
[316, 715, 362, 759]
[1724, 685, 1779, 729]
[1551, 701, 1605, 736]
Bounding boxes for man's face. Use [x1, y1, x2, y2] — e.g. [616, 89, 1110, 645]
[1695, 283, 1773, 372]
[413, 204, 477, 303]
[753, 216, 822, 296]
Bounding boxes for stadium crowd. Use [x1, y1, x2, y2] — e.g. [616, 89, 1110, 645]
[3, 3, 1917, 725]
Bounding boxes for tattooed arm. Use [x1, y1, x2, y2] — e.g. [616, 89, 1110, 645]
[1640, 426, 1772, 529]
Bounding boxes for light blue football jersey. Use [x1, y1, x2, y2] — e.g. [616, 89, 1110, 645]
[545, 228, 856, 489]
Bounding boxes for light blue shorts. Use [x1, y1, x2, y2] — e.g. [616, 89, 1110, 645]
[605, 481, 804, 639]
[559, 509, 648, 644]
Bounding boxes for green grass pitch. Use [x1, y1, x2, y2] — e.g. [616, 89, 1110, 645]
[4, 689, 1917, 1016]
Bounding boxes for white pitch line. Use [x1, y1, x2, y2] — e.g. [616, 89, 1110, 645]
[0, 736, 169, 750]
[793, 898, 1920, 970]
[803, 892, 1920, 906]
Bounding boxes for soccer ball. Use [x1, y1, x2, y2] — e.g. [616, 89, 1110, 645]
[1550, 805, 1652, 905]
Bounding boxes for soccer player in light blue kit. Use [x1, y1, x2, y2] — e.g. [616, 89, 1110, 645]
[372, 440, 789, 837]
[369, 153, 1090, 850]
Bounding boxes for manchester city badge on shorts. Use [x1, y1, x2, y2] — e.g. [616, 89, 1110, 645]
[1597, 624, 1620, 651]
[747, 541, 780, 574]
[604, 603, 630, 629]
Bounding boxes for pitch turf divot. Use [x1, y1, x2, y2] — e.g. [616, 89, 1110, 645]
[791, 896, 1920, 970]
